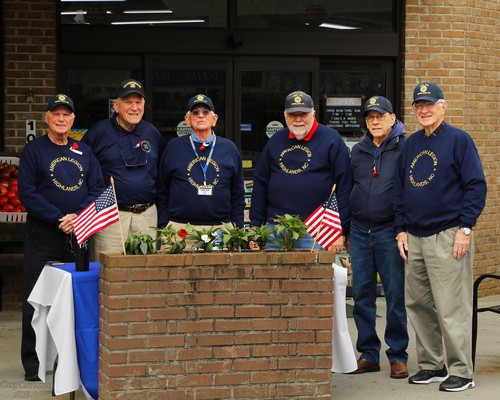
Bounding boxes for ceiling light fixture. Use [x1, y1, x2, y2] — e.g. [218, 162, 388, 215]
[123, 10, 173, 14]
[61, 0, 124, 2]
[319, 23, 361, 30]
[111, 19, 204, 25]
[61, 11, 88, 15]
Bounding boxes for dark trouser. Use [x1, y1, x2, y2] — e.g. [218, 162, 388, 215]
[21, 216, 75, 376]
[350, 223, 409, 363]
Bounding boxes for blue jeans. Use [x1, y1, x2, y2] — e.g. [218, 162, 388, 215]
[264, 223, 323, 250]
[350, 223, 408, 363]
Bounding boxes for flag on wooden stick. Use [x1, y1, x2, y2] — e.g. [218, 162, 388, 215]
[73, 185, 119, 245]
[304, 191, 342, 250]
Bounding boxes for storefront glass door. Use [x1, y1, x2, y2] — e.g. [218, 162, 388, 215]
[146, 57, 317, 174]
[235, 59, 316, 173]
[147, 58, 232, 143]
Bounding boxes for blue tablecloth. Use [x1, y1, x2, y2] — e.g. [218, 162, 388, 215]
[56, 262, 100, 400]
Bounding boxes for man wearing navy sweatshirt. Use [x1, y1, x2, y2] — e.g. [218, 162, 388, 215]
[82, 79, 166, 260]
[349, 96, 409, 379]
[18, 94, 105, 381]
[250, 90, 352, 252]
[156, 94, 244, 245]
[393, 82, 487, 392]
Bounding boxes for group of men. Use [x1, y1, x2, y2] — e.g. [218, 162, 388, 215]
[349, 83, 486, 394]
[19, 80, 486, 394]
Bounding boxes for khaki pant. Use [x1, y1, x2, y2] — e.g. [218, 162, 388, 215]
[90, 204, 158, 261]
[405, 227, 474, 378]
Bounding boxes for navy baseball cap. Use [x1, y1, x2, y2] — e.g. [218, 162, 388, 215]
[412, 82, 444, 104]
[363, 96, 393, 117]
[187, 94, 215, 112]
[117, 79, 145, 98]
[284, 91, 314, 113]
[47, 94, 74, 112]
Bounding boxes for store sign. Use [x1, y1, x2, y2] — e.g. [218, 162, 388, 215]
[176, 121, 191, 137]
[324, 97, 363, 132]
[241, 123, 252, 132]
[26, 120, 36, 142]
[265, 121, 284, 138]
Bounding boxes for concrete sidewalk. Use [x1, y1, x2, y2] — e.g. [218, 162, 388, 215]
[333, 294, 500, 400]
[1, 295, 499, 399]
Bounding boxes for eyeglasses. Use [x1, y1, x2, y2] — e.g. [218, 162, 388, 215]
[120, 135, 148, 168]
[413, 101, 441, 111]
[365, 113, 388, 122]
[191, 109, 211, 116]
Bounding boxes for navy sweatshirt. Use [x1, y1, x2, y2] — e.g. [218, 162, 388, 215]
[350, 120, 406, 232]
[393, 122, 487, 236]
[156, 134, 245, 227]
[19, 135, 105, 225]
[82, 116, 166, 207]
[250, 121, 352, 233]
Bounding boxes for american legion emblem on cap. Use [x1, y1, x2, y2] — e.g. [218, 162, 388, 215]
[417, 84, 430, 95]
[293, 94, 305, 105]
[123, 80, 142, 89]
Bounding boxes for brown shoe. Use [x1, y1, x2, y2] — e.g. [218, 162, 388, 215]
[390, 361, 409, 379]
[350, 358, 381, 374]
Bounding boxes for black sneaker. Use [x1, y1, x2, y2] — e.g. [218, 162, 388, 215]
[439, 376, 475, 392]
[408, 365, 448, 384]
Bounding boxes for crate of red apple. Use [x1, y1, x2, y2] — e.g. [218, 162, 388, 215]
[0, 157, 27, 222]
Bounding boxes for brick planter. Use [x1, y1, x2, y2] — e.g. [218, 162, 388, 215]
[99, 251, 335, 399]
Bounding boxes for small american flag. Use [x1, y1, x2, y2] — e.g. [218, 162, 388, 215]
[73, 185, 119, 245]
[304, 193, 343, 250]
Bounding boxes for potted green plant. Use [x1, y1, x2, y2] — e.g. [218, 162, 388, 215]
[250, 224, 275, 250]
[124, 232, 156, 255]
[155, 225, 188, 254]
[272, 214, 308, 251]
[221, 223, 251, 252]
[185, 223, 220, 252]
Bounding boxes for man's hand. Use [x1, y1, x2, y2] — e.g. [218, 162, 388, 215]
[327, 235, 345, 254]
[249, 240, 260, 251]
[453, 229, 471, 260]
[58, 213, 77, 234]
[396, 232, 408, 263]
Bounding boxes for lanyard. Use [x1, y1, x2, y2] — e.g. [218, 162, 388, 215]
[189, 134, 217, 185]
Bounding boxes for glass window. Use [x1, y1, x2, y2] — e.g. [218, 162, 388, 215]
[237, 0, 394, 31]
[240, 70, 312, 170]
[151, 68, 227, 143]
[67, 68, 142, 130]
[60, 0, 227, 27]
[318, 70, 387, 148]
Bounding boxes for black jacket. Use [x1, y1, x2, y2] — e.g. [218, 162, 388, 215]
[350, 120, 406, 232]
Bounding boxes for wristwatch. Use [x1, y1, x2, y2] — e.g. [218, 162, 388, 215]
[460, 227, 472, 236]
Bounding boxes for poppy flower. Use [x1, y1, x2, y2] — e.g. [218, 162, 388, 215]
[71, 142, 79, 150]
[178, 229, 188, 238]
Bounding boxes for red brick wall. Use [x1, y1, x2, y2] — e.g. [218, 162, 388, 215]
[3, 0, 57, 153]
[403, 1, 500, 294]
[99, 252, 335, 399]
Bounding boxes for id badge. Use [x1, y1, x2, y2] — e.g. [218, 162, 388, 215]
[198, 185, 213, 196]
